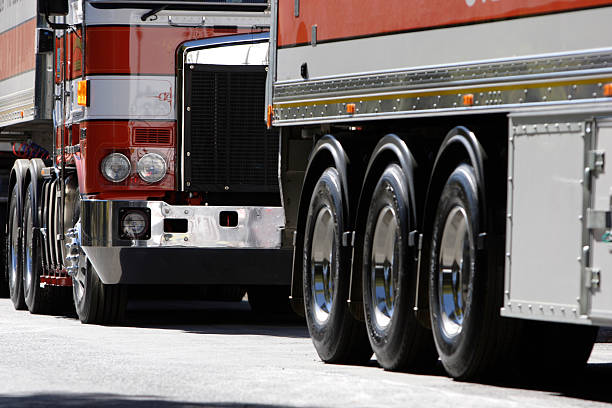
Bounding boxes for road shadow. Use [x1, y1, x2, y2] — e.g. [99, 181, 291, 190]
[0, 393, 319, 408]
[473, 361, 612, 404]
[122, 299, 309, 339]
[596, 327, 612, 342]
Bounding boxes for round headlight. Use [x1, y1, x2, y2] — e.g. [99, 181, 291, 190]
[137, 153, 167, 183]
[101, 153, 131, 182]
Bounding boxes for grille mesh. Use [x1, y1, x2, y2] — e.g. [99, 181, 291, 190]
[186, 66, 278, 192]
[134, 128, 172, 145]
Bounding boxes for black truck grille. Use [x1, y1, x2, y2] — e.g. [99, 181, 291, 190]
[183, 64, 279, 193]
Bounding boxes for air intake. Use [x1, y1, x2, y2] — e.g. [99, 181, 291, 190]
[134, 128, 172, 145]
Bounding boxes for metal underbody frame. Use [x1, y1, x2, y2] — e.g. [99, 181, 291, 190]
[79, 199, 285, 284]
[272, 49, 612, 125]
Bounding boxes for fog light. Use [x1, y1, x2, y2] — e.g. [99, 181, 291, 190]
[137, 153, 167, 183]
[101, 153, 131, 182]
[119, 208, 151, 240]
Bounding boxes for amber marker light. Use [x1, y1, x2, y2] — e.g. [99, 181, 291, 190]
[604, 83, 612, 97]
[77, 80, 89, 106]
[266, 104, 273, 129]
[346, 103, 356, 114]
[462, 94, 474, 106]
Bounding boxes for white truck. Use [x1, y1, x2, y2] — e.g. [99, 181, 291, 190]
[267, 0, 612, 380]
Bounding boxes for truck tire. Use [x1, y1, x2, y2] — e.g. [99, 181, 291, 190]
[248, 285, 290, 313]
[69, 194, 127, 325]
[0, 203, 7, 298]
[303, 168, 372, 364]
[362, 164, 437, 371]
[7, 185, 26, 310]
[429, 164, 509, 380]
[72, 259, 127, 325]
[23, 182, 52, 314]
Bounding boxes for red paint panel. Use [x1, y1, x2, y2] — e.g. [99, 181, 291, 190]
[85, 26, 256, 75]
[0, 18, 36, 81]
[78, 120, 176, 198]
[278, 0, 612, 47]
[40, 275, 72, 287]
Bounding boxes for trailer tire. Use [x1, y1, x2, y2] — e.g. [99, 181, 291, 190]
[429, 164, 504, 380]
[363, 164, 437, 371]
[23, 182, 53, 314]
[7, 185, 26, 310]
[303, 168, 372, 364]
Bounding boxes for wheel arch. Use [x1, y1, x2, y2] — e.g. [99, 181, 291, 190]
[417, 125, 488, 317]
[424, 126, 487, 235]
[290, 134, 351, 314]
[25, 158, 46, 228]
[349, 134, 418, 312]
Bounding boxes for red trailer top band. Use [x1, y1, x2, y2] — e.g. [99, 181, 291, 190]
[278, 0, 612, 48]
[0, 18, 35, 81]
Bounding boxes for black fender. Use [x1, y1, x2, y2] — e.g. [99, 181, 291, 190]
[423, 126, 487, 235]
[349, 134, 418, 317]
[417, 126, 488, 320]
[25, 158, 46, 228]
[290, 134, 350, 315]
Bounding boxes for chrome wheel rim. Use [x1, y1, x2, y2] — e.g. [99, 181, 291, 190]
[311, 206, 335, 324]
[23, 207, 33, 300]
[438, 206, 473, 339]
[8, 206, 19, 295]
[73, 263, 86, 305]
[370, 205, 399, 330]
[67, 220, 87, 305]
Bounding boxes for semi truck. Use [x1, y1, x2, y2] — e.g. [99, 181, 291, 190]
[268, 0, 612, 380]
[0, 0, 292, 324]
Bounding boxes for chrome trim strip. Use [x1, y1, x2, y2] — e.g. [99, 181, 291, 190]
[273, 99, 612, 126]
[272, 59, 612, 125]
[275, 50, 612, 101]
[80, 199, 284, 249]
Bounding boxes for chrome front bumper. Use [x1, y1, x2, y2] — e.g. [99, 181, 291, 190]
[79, 199, 286, 284]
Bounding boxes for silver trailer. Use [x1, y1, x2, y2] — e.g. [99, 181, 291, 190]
[268, 0, 612, 380]
[0, 0, 53, 132]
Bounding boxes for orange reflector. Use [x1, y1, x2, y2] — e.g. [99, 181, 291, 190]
[462, 94, 474, 106]
[604, 83, 612, 97]
[77, 80, 88, 106]
[266, 104, 273, 129]
[346, 103, 356, 114]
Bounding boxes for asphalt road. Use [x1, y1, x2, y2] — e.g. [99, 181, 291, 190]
[0, 297, 611, 408]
